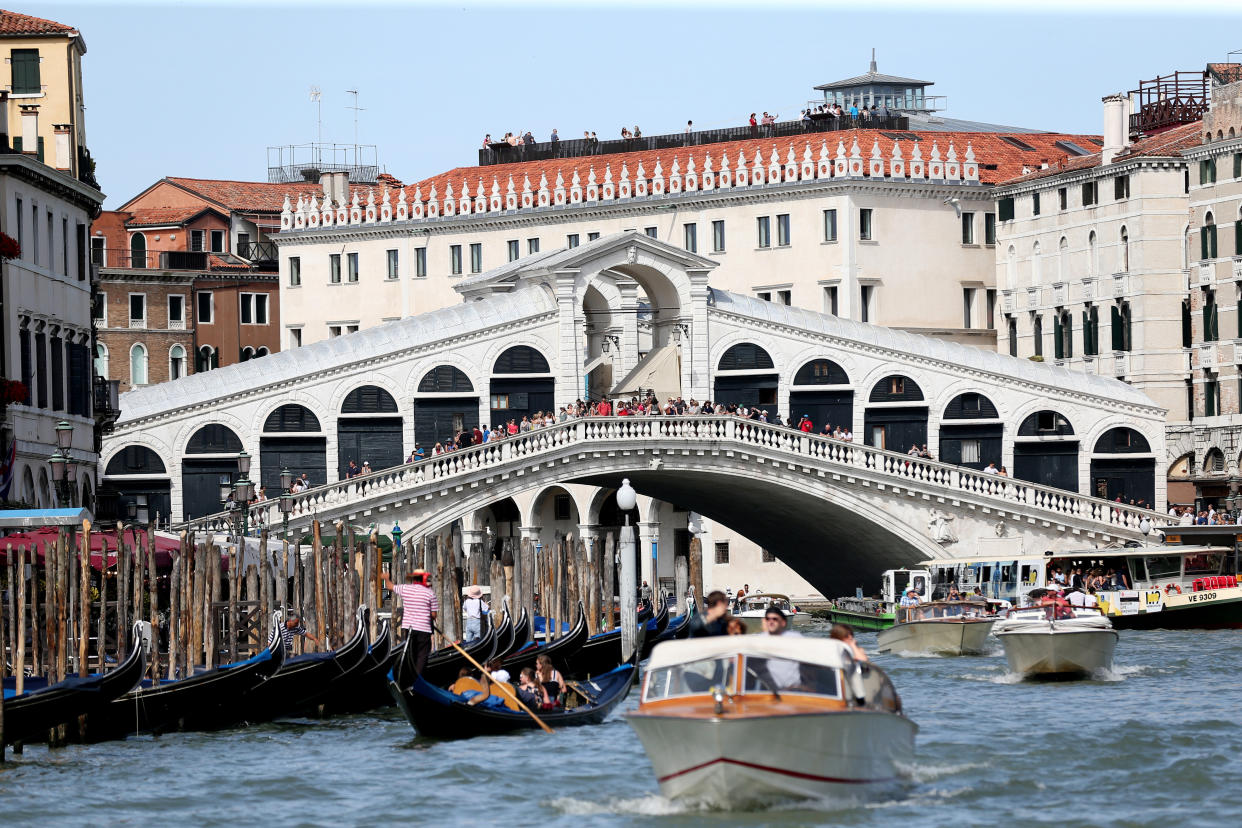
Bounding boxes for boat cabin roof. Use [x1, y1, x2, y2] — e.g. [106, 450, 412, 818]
[921, 545, 1230, 567]
[647, 635, 855, 672]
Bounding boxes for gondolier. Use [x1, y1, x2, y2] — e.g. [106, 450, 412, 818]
[383, 569, 439, 674]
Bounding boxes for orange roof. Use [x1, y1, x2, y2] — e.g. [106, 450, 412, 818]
[165, 177, 322, 214]
[0, 9, 76, 35]
[123, 205, 220, 227]
[398, 129, 1103, 204]
[1001, 121, 1202, 185]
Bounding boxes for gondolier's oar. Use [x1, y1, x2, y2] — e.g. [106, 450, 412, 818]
[430, 623, 554, 734]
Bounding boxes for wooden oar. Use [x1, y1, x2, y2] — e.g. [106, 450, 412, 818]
[431, 623, 554, 734]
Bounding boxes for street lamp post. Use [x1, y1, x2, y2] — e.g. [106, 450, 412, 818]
[616, 478, 638, 661]
[49, 419, 77, 508]
[233, 451, 253, 538]
[278, 466, 294, 541]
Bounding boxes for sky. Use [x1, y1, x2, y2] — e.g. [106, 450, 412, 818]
[26, 1, 1242, 208]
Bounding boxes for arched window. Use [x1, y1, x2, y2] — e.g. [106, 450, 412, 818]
[1204, 447, 1226, 474]
[1202, 211, 1218, 260]
[239, 346, 255, 362]
[169, 344, 186, 380]
[263, 404, 321, 432]
[255, 346, 269, 358]
[493, 346, 550, 374]
[186, 423, 243, 454]
[341, 385, 398, 413]
[1088, 231, 1098, 277]
[94, 342, 109, 379]
[105, 445, 168, 475]
[717, 342, 775, 371]
[1018, 410, 1074, 436]
[1005, 245, 1016, 288]
[129, 343, 148, 386]
[1119, 226, 1130, 272]
[869, 375, 924, 402]
[196, 345, 218, 372]
[1031, 241, 1042, 286]
[1093, 427, 1150, 454]
[129, 232, 147, 269]
[1057, 236, 1068, 282]
[943, 392, 998, 419]
[793, 359, 848, 385]
[418, 365, 475, 393]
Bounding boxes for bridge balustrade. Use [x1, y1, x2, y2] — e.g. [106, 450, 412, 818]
[178, 416, 1167, 537]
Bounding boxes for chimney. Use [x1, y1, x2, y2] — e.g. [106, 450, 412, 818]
[321, 171, 333, 204]
[53, 124, 71, 171]
[20, 104, 38, 156]
[333, 171, 348, 206]
[0, 91, 8, 151]
[1101, 93, 1128, 166]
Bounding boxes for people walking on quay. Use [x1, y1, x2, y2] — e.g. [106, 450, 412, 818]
[382, 569, 439, 674]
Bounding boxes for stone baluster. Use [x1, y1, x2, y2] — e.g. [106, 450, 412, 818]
[963, 143, 980, 183]
[651, 160, 665, 195]
[554, 170, 567, 205]
[702, 153, 715, 190]
[442, 182, 455, 216]
[380, 186, 392, 222]
[603, 165, 615, 200]
[909, 142, 924, 179]
[668, 157, 682, 194]
[490, 176, 502, 211]
[801, 142, 814, 180]
[783, 144, 797, 181]
[280, 194, 293, 231]
[817, 139, 832, 179]
[307, 193, 320, 228]
[848, 138, 864, 177]
[685, 156, 698, 191]
[505, 174, 518, 210]
[635, 162, 647, 197]
[750, 150, 765, 185]
[834, 140, 848, 177]
[618, 162, 630, 198]
[945, 142, 960, 181]
[928, 142, 944, 181]
[890, 140, 905, 179]
[767, 145, 782, 182]
[349, 190, 362, 224]
[537, 173, 550, 207]
[521, 174, 533, 209]
[364, 188, 377, 222]
[475, 176, 488, 212]
[293, 195, 306, 229]
[869, 138, 884, 178]
[585, 167, 598, 201]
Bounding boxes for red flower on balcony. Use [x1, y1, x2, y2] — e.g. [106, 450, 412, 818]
[0, 379, 28, 404]
[0, 232, 19, 260]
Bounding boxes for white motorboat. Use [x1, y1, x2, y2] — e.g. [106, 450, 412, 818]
[627, 636, 916, 808]
[875, 601, 995, 655]
[993, 605, 1118, 678]
[733, 592, 811, 632]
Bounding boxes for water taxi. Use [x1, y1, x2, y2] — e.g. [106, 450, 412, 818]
[993, 605, 1118, 678]
[827, 569, 932, 631]
[875, 600, 995, 655]
[733, 592, 810, 631]
[627, 636, 916, 808]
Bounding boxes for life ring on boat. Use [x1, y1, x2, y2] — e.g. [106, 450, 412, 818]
[1164, 583, 1182, 595]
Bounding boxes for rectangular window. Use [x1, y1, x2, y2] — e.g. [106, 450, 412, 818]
[168, 294, 184, 325]
[777, 289, 791, 306]
[347, 252, 359, 282]
[76, 223, 87, 280]
[450, 245, 463, 275]
[1032, 192, 1041, 216]
[46, 211, 53, 272]
[1203, 290, 1219, 342]
[415, 247, 427, 277]
[1082, 181, 1098, 207]
[210, 230, 224, 253]
[1201, 222, 1218, 260]
[961, 440, 981, 464]
[860, 284, 874, 323]
[890, 377, 905, 395]
[986, 289, 997, 329]
[587, 231, 600, 241]
[554, 495, 572, 521]
[1234, 153, 1241, 180]
[567, 233, 580, 249]
[386, 249, 399, 279]
[92, 292, 105, 322]
[61, 217, 68, 275]
[290, 328, 303, 348]
[683, 223, 697, 253]
[527, 237, 540, 254]
[1058, 188, 1067, 210]
[984, 213, 997, 246]
[998, 197, 1014, 222]
[761, 549, 776, 563]
[644, 226, 658, 239]
[1033, 314, 1043, 356]
[776, 213, 790, 246]
[329, 253, 341, 283]
[31, 204, 37, 265]
[962, 287, 975, 328]
[197, 291, 213, 324]
[714, 541, 730, 564]
[490, 394, 510, 410]
[859, 208, 873, 241]
[757, 216, 771, 248]
[757, 291, 771, 302]
[469, 242, 482, 273]
[712, 219, 725, 252]
[1007, 316, 1018, 357]
[1114, 175, 1130, 200]
[129, 293, 146, 326]
[507, 239, 520, 261]
[823, 209, 838, 241]
[50, 335, 63, 411]
[240, 293, 269, 325]
[1200, 159, 1217, 185]
[961, 212, 975, 245]
[347, 324, 358, 334]
[10, 48, 41, 94]
[15, 197, 21, 255]
[289, 256, 301, 286]
[190, 229, 205, 252]
[329, 325, 342, 338]
[824, 285, 839, 316]
[90, 235, 104, 266]
[1206, 380, 1220, 417]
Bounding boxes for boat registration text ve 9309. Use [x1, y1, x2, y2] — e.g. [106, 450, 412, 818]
[1186, 592, 1218, 603]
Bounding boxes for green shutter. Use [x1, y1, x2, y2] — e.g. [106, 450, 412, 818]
[10, 49, 40, 95]
[1236, 220, 1242, 259]
[1064, 315, 1072, 358]
[1054, 317, 1064, 359]
[36, 136, 44, 163]
[1209, 224, 1218, 259]
[1184, 301, 1193, 347]
[1111, 305, 1123, 351]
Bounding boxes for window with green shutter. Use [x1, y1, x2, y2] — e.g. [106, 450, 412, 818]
[1234, 153, 1241, 179]
[1201, 222, 1217, 260]
[1203, 291, 1219, 341]
[1111, 303, 1132, 351]
[1205, 381, 1219, 417]
[1235, 220, 1242, 258]
[1054, 316, 1064, 359]
[10, 49, 40, 94]
[1183, 299, 1192, 347]
[998, 197, 1014, 222]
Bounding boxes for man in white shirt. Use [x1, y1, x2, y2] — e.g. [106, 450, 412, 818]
[983, 462, 999, 474]
[760, 609, 802, 689]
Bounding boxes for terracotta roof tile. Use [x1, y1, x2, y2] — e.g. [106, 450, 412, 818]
[123, 205, 218, 227]
[399, 128, 1102, 205]
[1001, 121, 1202, 185]
[0, 9, 76, 35]
[166, 177, 322, 213]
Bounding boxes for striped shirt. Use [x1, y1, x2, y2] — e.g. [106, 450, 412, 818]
[393, 583, 439, 632]
[281, 622, 307, 653]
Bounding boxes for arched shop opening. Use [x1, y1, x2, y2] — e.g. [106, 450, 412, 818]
[1013, 410, 1078, 492]
[338, 385, 403, 478]
[714, 343, 778, 419]
[1090, 427, 1155, 506]
[938, 392, 1002, 470]
[789, 358, 852, 432]
[864, 375, 927, 451]
[490, 346, 554, 428]
[104, 445, 172, 524]
[414, 365, 480, 448]
[181, 424, 243, 520]
[260, 404, 327, 491]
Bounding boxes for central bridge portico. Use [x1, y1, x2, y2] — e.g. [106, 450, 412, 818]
[103, 231, 1169, 593]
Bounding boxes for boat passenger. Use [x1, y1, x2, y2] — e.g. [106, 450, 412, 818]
[828, 623, 868, 662]
[689, 590, 731, 637]
[725, 617, 747, 635]
[535, 654, 564, 704]
[517, 667, 548, 708]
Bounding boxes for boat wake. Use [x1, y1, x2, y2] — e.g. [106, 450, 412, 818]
[1094, 663, 1160, 681]
[895, 760, 988, 783]
[550, 789, 892, 816]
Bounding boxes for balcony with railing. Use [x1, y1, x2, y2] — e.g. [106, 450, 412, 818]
[236, 240, 278, 265]
[94, 248, 211, 271]
[1128, 70, 1208, 138]
[477, 114, 910, 167]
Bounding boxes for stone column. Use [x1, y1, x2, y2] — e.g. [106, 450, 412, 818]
[617, 278, 640, 385]
[619, 522, 637, 661]
[686, 267, 713, 400]
[638, 520, 659, 599]
[555, 270, 581, 408]
[461, 528, 484, 584]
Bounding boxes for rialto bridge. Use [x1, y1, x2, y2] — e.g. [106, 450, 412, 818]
[102, 232, 1170, 594]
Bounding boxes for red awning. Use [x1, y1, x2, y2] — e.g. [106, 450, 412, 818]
[0, 528, 181, 570]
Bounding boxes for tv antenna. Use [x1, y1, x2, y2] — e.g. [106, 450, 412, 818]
[346, 88, 365, 150]
[310, 85, 322, 165]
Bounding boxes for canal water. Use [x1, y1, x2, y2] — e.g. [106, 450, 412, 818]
[1, 625, 1238, 827]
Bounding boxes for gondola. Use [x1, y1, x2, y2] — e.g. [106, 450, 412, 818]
[235, 606, 370, 725]
[563, 601, 668, 679]
[390, 654, 638, 739]
[87, 613, 287, 740]
[3, 623, 146, 747]
[414, 611, 503, 689]
[510, 607, 532, 651]
[500, 603, 589, 675]
[655, 609, 691, 643]
[317, 618, 394, 715]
